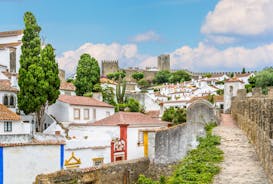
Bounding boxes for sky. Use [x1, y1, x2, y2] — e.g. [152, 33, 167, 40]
[1, 0, 273, 76]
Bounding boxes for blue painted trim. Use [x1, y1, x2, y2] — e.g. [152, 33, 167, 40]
[0, 147, 3, 184]
[60, 144, 64, 169]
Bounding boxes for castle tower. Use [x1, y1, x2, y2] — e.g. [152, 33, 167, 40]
[157, 54, 170, 71]
[101, 60, 119, 76]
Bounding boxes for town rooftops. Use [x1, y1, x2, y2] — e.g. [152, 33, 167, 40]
[0, 30, 23, 37]
[0, 80, 18, 92]
[225, 77, 244, 83]
[235, 73, 254, 78]
[60, 81, 76, 91]
[76, 112, 170, 126]
[0, 104, 20, 121]
[58, 94, 113, 108]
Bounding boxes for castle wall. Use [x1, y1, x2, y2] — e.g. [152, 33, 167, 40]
[101, 61, 119, 76]
[35, 157, 150, 184]
[231, 88, 273, 183]
[124, 69, 157, 82]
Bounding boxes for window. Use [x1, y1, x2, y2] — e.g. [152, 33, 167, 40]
[10, 96, 14, 106]
[93, 109, 96, 121]
[84, 109, 89, 120]
[92, 157, 104, 167]
[74, 108, 80, 120]
[4, 121, 12, 132]
[3, 95, 8, 106]
[106, 111, 110, 117]
[138, 131, 144, 145]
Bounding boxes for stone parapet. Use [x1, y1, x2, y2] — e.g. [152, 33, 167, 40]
[231, 88, 273, 184]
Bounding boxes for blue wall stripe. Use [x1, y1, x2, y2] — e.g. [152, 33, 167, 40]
[60, 144, 64, 169]
[0, 147, 3, 184]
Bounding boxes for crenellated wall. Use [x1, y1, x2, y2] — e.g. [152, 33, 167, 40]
[231, 88, 273, 184]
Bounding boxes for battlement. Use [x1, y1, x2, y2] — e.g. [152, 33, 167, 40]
[102, 60, 119, 64]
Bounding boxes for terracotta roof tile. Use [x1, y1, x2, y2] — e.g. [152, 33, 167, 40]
[70, 112, 169, 126]
[100, 77, 117, 85]
[235, 73, 253, 78]
[0, 30, 23, 37]
[145, 110, 160, 118]
[58, 95, 113, 108]
[225, 77, 244, 83]
[0, 104, 20, 121]
[60, 81, 76, 91]
[0, 80, 18, 92]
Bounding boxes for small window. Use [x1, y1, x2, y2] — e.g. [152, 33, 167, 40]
[138, 131, 144, 145]
[92, 157, 104, 167]
[84, 109, 89, 120]
[74, 108, 80, 120]
[10, 96, 14, 106]
[106, 111, 110, 117]
[3, 95, 8, 106]
[4, 121, 12, 132]
[93, 109, 96, 121]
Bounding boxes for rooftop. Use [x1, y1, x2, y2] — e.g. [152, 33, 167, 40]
[0, 104, 20, 121]
[58, 94, 113, 108]
[60, 81, 76, 91]
[0, 30, 23, 38]
[0, 80, 18, 92]
[71, 112, 170, 126]
[0, 42, 22, 49]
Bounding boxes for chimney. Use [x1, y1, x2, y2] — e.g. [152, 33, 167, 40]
[10, 74, 18, 88]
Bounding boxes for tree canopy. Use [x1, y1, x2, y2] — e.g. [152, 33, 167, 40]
[107, 70, 126, 81]
[162, 107, 186, 124]
[255, 67, 273, 93]
[132, 72, 144, 81]
[168, 70, 191, 83]
[74, 54, 100, 96]
[18, 12, 60, 132]
[154, 70, 171, 84]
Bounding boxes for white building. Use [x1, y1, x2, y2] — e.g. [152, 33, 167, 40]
[0, 104, 30, 135]
[0, 30, 23, 73]
[48, 95, 115, 124]
[224, 78, 244, 113]
[235, 72, 255, 84]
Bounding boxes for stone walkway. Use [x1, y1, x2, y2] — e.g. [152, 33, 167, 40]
[213, 114, 269, 184]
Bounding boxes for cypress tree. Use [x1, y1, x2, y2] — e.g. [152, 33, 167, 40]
[18, 12, 60, 132]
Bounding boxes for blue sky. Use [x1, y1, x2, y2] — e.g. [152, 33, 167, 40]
[1, 0, 273, 74]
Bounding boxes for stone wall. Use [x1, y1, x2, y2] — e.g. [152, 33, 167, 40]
[149, 122, 205, 164]
[231, 88, 273, 183]
[187, 99, 220, 124]
[35, 157, 150, 184]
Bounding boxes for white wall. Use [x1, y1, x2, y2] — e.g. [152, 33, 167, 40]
[224, 82, 244, 113]
[64, 147, 111, 168]
[0, 120, 30, 135]
[68, 105, 114, 124]
[127, 127, 144, 160]
[48, 101, 70, 122]
[3, 145, 61, 184]
[0, 91, 17, 112]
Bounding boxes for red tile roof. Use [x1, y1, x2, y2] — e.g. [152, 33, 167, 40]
[58, 95, 113, 108]
[145, 110, 160, 118]
[225, 77, 244, 83]
[0, 104, 20, 121]
[0, 80, 18, 92]
[60, 81, 76, 91]
[71, 112, 169, 126]
[0, 30, 23, 37]
[235, 73, 253, 78]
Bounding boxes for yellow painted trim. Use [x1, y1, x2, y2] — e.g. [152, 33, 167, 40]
[65, 152, 81, 168]
[143, 131, 148, 157]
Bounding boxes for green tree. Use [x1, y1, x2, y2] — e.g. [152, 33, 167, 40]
[162, 107, 186, 124]
[255, 67, 273, 94]
[245, 75, 256, 93]
[154, 70, 171, 84]
[138, 79, 150, 88]
[132, 72, 144, 81]
[107, 70, 126, 81]
[74, 54, 100, 96]
[230, 72, 234, 78]
[127, 98, 141, 112]
[203, 73, 212, 78]
[168, 70, 191, 83]
[102, 86, 116, 106]
[18, 12, 60, 132]
[116, 78, 126, 104]
[242, 67, 246, 74]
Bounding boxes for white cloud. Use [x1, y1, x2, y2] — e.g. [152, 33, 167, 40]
[57, 42, 139, 77]
[168, 42, 273, 71]
[201, 0, 273, 36]
[130, 31, 160, 43]
[205, 35, 237, 45]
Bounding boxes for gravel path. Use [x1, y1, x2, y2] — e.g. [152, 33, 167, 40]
[213, 114, 269, 184]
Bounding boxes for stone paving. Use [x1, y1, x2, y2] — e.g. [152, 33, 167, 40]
[213, 114, 269, 184]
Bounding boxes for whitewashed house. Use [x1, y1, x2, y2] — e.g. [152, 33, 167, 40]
[0, 104, 30, 134]
[48, 95, 115, 124]
[235, 72, 255, 84]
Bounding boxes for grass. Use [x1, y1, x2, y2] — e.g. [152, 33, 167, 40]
[137, 123, 223, 184]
